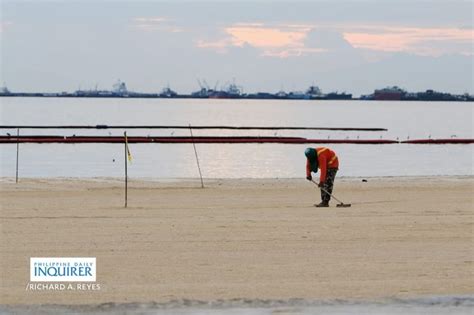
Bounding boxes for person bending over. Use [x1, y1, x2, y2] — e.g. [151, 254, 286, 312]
[305, 147, 339, 207]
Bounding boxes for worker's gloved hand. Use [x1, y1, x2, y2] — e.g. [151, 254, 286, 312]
[306, 175, 312, 181]
[318, 181, 324, 187]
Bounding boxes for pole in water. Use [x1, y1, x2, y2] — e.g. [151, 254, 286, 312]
[124, 131, 128, 208]
[15, 128, 20, 183]
[189, 124, 204, 188]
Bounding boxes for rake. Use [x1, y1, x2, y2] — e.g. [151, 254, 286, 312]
[311, 179, 351, 208]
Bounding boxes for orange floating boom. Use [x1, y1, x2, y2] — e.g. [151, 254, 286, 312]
[402, 139, 474, 144]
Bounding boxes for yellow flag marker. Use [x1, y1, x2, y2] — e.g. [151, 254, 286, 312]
[125, 132, 132, 163]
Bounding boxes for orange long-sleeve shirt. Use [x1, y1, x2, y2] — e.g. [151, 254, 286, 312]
[306, 147, 339, 182]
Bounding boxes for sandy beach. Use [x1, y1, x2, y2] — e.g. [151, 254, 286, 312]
[0, 176, 473, 310]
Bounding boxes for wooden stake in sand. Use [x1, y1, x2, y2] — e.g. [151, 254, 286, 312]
[124, 131, 130, 208]
[189, 124, 204, 188]
[15, 128, 19, 183]
[124, 131, 133, 208]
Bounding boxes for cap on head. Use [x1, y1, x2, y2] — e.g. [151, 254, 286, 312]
[305, 148, 316, 160]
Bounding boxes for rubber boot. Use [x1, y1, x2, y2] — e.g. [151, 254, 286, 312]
[314, 201, 329, 207]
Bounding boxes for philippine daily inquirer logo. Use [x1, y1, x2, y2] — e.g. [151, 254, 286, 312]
[30, 257, 96, 282]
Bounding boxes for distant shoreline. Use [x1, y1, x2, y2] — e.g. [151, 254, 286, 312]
[1, 93, 473, 102]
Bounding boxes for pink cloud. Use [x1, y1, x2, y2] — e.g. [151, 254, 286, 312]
[197, 22, 473, 57]
[197, 24, 321, 58]
[225, 26, 306, 48]
[343, 26, 474, 56]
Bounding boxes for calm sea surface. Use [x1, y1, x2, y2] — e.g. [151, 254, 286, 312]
[0, 97, 472, 178]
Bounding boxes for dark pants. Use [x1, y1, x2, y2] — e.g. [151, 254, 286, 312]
[321, 168, 338, 203]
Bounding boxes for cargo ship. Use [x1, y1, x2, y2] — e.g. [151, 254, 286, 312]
[373, 86, 405, 100]
[208, 80, 243, 99]
[325, 92, 352, 100]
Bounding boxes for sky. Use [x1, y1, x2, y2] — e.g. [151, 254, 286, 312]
[0, 0, 473, 96]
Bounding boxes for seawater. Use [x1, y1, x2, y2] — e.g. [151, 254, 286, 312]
[0, 97, 472, 178]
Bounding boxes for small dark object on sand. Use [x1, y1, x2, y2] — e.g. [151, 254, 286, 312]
[362, 179, 367, 182]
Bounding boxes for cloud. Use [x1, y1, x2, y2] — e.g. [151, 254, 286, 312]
[196, 23, 327, 58]
[262, 48, 326, 58]
[343, 26, 474, 56]
[195, 38, 231, 53]
[134, 17, 169, 23]
[225, 26, 306, 48]
[0, 21, 13, 33]
[196, 21, 473, 57]
[304, 28, 354, 51]
[131, 16, 183, 33]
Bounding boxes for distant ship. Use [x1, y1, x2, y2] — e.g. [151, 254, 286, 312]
[74, 80, 130, 97]
[306, 85, 323, 99]
[0, 84, 10, 95]
[374, 86, 405, 100]
[159, 86, 178, 98]
[287, 91, 311, 99]
[112, 80, 128, 96]
[362, 87, 472, 101]
[275, 90, 288, 99]
[191, 79, 218, 98]
[325, 92, 352, 100]
[208, 80, 243, 99]
[191, 87, 216, 98]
